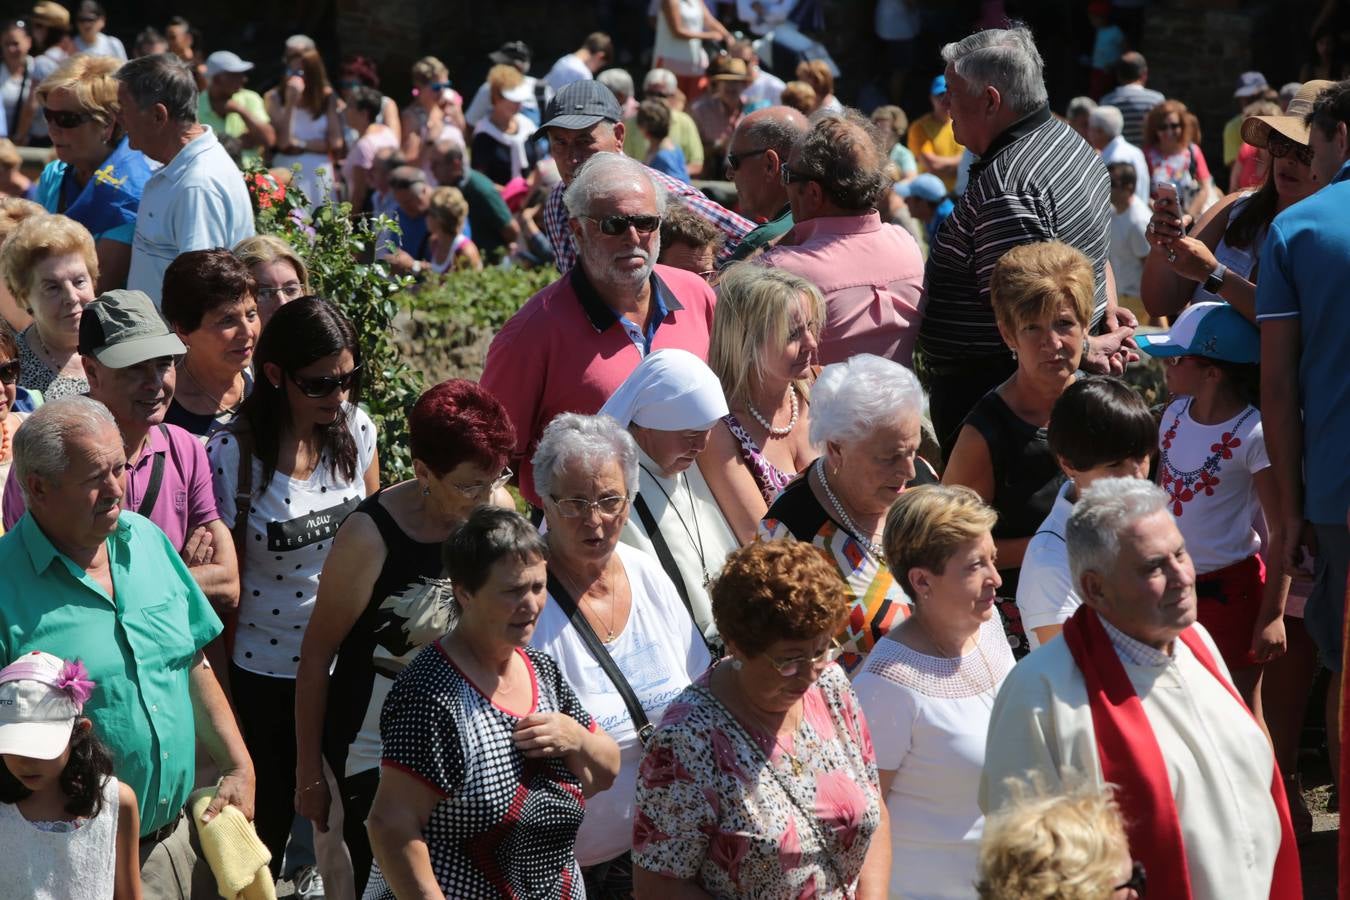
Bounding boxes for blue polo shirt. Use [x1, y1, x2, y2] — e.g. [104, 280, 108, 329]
[1255, 160, 1350, 524]
[0, 511, 222, 834]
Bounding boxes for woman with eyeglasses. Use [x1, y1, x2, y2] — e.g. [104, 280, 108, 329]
[401, 56, 466, 173]
[1141, 81, 1331, 325]
[160, 249, 260, 440]
[206, 296, 380, 882]
[529, 412, 712, 898]
[0, 329, 27, 534]
[294, 379, 515, 895]
[233, 233, 312, 325]
[30, 53, 153, 291]
[852, 484, 1013, 900]
[1141, 99, 1215, 222]
[633, 538, 889, 898]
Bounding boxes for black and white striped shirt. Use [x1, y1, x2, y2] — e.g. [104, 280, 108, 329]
[1098, 83, 1166, 147]
[917, 107, 1112, 366]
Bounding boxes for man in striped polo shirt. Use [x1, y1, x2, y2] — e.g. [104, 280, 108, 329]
[1099, 52, 1165, 147]
[917, 24, 1136, 453]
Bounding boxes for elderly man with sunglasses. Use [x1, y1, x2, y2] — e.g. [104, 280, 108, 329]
[481, 152, 718, 509]
[759, 108, 924, 367]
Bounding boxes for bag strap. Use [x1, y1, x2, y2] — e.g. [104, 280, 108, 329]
[136, 425, 169, 516]
[546, 570, 654, 745]
[631, 494, 700, 631]
[230, 428, 255, 573]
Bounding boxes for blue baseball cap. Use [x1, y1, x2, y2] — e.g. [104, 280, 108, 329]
[1136, 302, 1259, 364]
[896, 173, 947, 202]
[931, 74, 948, 96]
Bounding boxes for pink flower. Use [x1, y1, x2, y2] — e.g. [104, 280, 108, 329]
[802, 692, 833, 736]
[632, 810, 671, 853]
[711, 728, 748, 782]
[813, 770, 869, 850]
[639, 745, 693, 789]
[56, 659, 94, 706]
[707, 829, 750, 882]
[661, 701, 694, 726]
[778, 815, 802, 871]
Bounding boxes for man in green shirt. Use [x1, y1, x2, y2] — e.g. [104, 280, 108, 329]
[624, 68, 705, 178]
[431, 143, 521, 260]
[0, 396, 253, 896]
[724, 105, 807, 263]
[198, 50, 275, 169]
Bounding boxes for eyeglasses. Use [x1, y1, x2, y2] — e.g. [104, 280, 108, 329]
[0, 359, 19, 385]
[43, 107, 95, 129]
[1267, 131, 1315, 166]
[1110, 180, 1134, 189]
[549, 494, 629, 520]
[1114, 861, 1147, 896]
[763, 640, 843, 678]
[389, 176, 426, 191]
[452, 467, 513, 499]
[428, 80, 452, 91]
[584, 214, 662, 236]
[288, 364, 361, 398]
[256, 282, 305, 303]
[1159, 121, 1184, 133]
[780, 165, 817, 187]
[725, 147, 769, 172]
[338, 79, 364, 90]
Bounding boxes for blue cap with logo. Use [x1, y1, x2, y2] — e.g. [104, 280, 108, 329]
[1136, 301, 1259, 364]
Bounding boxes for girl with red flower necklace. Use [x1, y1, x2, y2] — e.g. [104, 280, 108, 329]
[1139, 302, 1289, 730]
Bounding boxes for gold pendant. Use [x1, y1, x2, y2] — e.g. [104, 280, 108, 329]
[786, 754, 804, 777]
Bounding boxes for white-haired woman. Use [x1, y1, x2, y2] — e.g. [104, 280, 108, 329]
[529, 412, 713, 897]
[702, 262, 824, 544]
[600, 348, 737, 650]
[760, 353, 937, 674]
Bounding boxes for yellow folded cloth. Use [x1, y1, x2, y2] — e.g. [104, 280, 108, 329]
[188, 787, 277, 900]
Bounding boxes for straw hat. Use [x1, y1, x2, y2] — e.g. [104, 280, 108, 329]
[1241, 79, 1337, 148]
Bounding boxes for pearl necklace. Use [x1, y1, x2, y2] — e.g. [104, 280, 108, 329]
[816, 458, 885, 561]
[748, 386, 798, 437]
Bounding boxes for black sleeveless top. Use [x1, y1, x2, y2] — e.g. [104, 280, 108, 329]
[323, 488, 446, 773]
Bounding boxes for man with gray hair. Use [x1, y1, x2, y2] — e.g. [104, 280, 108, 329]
[116, 53, 255, 307]
[981, 478, 1301, 900]
[623, 68, 705, 176]
[0, 395, 255, 897]
[917, 24, 1135, 455]
[1088, 104, 1149, 204]
[481, 152, 717, 507]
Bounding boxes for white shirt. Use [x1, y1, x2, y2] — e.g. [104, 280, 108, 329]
[1158, 398, 1269, 573]
[652, 0, 709, 76]
[543, 53, 593, 93]
[742, 68, 786, 107]
[207, 406, 378, 678]
[736, 0, 797, 34]
[1109, 194, 1152, 298]
[530, 542, 711, 866]
[1100, 134, 1151, 205]
[465, 76, 547, 128]
[74, 32, 128, 61]
[1016, 481, 1079, 649]
[853, 617, 1014, 900]
[129, 128, 256, 306]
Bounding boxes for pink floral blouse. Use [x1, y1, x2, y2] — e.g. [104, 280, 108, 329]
[632, 664, 882, 898]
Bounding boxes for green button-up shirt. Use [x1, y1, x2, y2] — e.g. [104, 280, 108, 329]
[0, 511, 222, 835]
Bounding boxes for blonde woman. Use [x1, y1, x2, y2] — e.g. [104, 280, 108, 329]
[469, 64, 538, 187]
[425, 186, 482, 272]
[977, 780, 1142, 900]
[701, 262, 823, 543]
[233, 233, 312, 324]
[0, 197, 44, 332]
[1, 213, 98, 400]
[401, 56, 465, 168]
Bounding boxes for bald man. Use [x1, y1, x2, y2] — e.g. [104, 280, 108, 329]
[724, 105, 809, 262]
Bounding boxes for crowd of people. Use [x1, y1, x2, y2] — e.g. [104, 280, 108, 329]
[0, 2, 1344, 900]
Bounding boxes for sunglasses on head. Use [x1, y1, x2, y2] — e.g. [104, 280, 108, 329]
[585, 214, 661, 236]
[0, 359, 19, 385]
[43, 107, 94, 129]
[1267, 131, 1315, 166]
[288, 364, 362, 398]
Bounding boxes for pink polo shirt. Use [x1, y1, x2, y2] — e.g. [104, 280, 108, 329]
[762, 211, 925, 366]
[480, 263, 717, 507]
[3, 421, 219, 551]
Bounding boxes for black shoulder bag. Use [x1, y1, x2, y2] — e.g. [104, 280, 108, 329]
[135, 425, 170, 515]
[546, 571, 654, 745]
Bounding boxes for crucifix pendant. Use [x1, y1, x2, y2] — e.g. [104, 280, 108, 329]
[786, 755, 804, 777]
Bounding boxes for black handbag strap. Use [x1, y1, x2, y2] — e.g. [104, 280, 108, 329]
[136, 425, 169, 515]
[631, 494, 696, 618]
[546, 571, 654, 745]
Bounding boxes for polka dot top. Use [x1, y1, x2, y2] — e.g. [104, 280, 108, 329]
[364, 642, 596, 900]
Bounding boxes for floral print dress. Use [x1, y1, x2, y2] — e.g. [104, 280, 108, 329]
[633, 664, 882, 898]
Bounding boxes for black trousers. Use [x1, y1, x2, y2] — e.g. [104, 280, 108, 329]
[336, 766, 380, 896]
[229, 664, 300, 878]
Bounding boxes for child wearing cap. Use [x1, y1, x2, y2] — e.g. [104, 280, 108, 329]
[1139, 302, 1289, 723]
[0, 650, 140, 899]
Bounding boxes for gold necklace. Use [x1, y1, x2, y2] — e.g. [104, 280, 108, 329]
[726, 667, 806, 776]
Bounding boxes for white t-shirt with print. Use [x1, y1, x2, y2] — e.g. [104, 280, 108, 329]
[530, 542, 712, 866]
[1158, 397, 1268, 573]
[207, 406, 377, 678]
[1015, 481, 1079, 650]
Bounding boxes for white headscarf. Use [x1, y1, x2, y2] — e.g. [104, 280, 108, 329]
[599, 349, 728, 431]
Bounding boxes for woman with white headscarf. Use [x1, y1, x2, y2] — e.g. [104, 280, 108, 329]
[600, 348, 736, 650]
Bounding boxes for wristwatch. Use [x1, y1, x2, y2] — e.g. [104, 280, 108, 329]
[1203, 262, 1227, 294]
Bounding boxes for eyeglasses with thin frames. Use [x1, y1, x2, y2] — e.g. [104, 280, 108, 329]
[256, 282, 306, 303]
[549, 494, 629, 520]
[763, 639, 843, 678]
[452, 467, 513, 499]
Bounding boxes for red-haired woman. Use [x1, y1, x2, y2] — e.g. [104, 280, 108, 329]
[293, 378, 517, 894]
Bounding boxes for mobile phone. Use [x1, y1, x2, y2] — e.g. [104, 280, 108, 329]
[1152, 180, 1179, 205]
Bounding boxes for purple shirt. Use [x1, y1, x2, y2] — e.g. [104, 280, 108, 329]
[3, 422, 219, 550]
[762, 211, 925, 367]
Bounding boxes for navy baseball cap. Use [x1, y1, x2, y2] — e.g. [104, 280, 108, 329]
[541, 81, 623, 131]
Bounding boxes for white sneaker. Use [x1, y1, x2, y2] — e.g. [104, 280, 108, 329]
[293, 865, 325, 900]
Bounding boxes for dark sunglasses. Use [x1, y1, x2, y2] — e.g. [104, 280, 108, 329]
[1114, 860, 1147, 896]
[725, 147, 769, 172]
[1267, 131, 1315, 166]
[288, 364, 362, 398]
[585, 214, 661, 236]
[43, 107, 95, 129]
[1159, 121, 1184, 132]
[0, 359, 18, 385]
[780, 165, 817, 186]
[428, 80, 452, 91]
